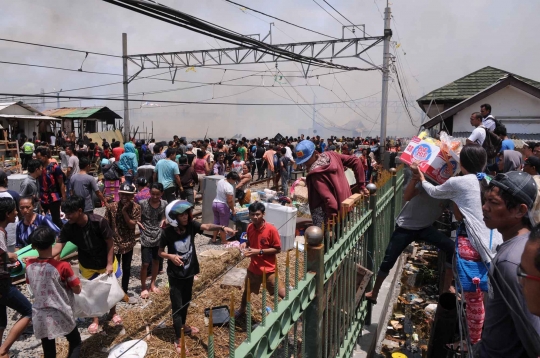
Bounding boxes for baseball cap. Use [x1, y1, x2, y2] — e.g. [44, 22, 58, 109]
[524, 156, 540, 174]
[187, 143, 193, 149]
[119, 183, 136, 194]
[328, 145, 336, 151]
[490, 171, 538, 209]
[264, 140, 270, 145]
[295, 140, 316, 165]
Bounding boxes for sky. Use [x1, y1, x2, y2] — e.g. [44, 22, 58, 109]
[1, 0, 539, 141]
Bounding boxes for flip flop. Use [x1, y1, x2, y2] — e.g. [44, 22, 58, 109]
[88, 322, 99, 335]
[364, 296, 377, 305]
[184, 326, 200, 336]
[174, 341, 189, 355]
[141, 290, 150, 299]
[111, 314, 123, 326]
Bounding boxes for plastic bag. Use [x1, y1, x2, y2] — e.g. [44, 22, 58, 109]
[73, 274, 125, 318]
[73, 276, 111, 318]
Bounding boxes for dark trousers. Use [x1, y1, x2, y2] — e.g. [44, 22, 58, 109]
[164, 186, 176, 203]
[180, 187, 194, 204]
[21, 153, 32, 170]
[41, 200, 63, 229]
[116, 250, 134, 293]
[169, 276, 194, 339]
[41, 326, 81, 358]
[378, 225, 454, 276]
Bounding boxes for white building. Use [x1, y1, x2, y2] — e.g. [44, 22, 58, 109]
[417, 66, 540, 143]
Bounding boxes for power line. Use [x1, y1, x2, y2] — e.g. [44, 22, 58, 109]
[0, 37, 122, 58]
[0, 92, 380, 106]
[103, 0, 368, 72]
[222, 0, 338, 40]
[312, 0, 345, 27]
[0, 60, 123, 77]
[322, 0, 372, 36]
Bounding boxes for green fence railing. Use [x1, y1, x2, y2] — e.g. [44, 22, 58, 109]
[195, 166, 405, 358]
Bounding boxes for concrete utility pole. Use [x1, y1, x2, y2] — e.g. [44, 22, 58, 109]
[379, 3, 392, 157]
[122, 33, 130, 143]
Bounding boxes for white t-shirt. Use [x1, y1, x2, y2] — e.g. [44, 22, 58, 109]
[483, 115, 496, 131]
[214, 178, 234, 204]
[232, 160, 245, 173]
[468, 126, 486, 146]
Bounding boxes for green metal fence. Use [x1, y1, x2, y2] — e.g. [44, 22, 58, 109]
[199, 166, 405, 358]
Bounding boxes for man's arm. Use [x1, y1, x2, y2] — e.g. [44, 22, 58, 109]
[105, 237, 114, 274]
[122, 203, 139, 230]
[339, 153, 366, 188]
[56, 171, 66, 201]
[52, 241, 66, 258]
[200, 223, 236, 236]
[174, 174, 183, 191]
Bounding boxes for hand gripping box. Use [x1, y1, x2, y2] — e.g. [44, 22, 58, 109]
[399, 136, 459, 184]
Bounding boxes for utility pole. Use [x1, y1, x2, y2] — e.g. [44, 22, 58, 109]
[122, 33, 130, 143]
[379, 2, 392, 160]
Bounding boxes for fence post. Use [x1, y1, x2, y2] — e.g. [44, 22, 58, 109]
[389, 168, 397, 220]
[304, 226, 325, 358]
[365, 183, 377, 326]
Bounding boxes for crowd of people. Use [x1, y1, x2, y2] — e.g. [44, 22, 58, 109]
[7, 121, 537, 357]
[0, 131, 379, 357]
[367, 103, 540, 357]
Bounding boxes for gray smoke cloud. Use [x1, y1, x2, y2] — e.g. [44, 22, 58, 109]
[1, 0, 538, 140]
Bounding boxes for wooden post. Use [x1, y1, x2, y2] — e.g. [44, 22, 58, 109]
[304, 226, 325, 358]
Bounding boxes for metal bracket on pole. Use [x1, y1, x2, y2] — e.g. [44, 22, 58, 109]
[342, 24, 366, 38]
[127, 68, 144, 84]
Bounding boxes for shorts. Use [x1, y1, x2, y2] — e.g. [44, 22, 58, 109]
[79, 258, 121, 280]
[0, 284, 32, 329]
[212, 202, 230, 226]
[141, 246, 159, 264]
[245, 270, 283, 295]
[267, 170, 274, 178]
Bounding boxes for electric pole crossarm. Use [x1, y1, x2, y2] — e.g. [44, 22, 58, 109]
[126, 37, 383, 71]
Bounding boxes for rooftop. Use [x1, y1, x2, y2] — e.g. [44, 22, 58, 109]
[417, 66, 540, 105]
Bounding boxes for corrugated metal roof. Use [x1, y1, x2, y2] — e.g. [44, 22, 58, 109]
[42, 106, 121, 119]
[0, 114, 60, 121]
[417, 66, 540, 103]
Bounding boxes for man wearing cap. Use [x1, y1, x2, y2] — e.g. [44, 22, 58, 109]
[105, 183, 141, 303]
[294, 140, 367, 228]
[478, 171, 540, 358]
[524, 156, 540, 176]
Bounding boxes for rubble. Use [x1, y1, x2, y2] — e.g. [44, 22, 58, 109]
[380, 242, 442, 357]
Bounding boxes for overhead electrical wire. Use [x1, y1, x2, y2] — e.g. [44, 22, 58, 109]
[222, 0, 338, 40]
[0, 92, 382, 106]
[0, 37, 122, 58]
[101, 0, 375, 72]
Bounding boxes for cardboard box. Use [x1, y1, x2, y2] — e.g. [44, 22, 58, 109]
[399, 136, 460, 184]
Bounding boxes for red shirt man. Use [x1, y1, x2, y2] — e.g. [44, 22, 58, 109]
[236, 202, 285, 317]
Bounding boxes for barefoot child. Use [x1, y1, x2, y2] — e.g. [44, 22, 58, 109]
[26, 226, 82, 358]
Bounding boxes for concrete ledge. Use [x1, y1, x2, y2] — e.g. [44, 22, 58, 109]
[353, 253, 406, 358]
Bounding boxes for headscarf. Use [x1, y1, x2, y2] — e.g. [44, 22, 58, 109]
[502, 150, 523, 173]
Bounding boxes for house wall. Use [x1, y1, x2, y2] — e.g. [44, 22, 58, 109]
[452, 86, 540, 134]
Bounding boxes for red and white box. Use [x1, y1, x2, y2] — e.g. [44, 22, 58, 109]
[399, 136, 460, 184]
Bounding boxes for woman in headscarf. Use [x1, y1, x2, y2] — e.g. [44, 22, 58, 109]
[497, 150, 523, 173]
[118, 142, 138, 185]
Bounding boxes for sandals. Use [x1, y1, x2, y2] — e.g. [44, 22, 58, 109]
[88, 322, 99, 335]
[111, 314, 123, 326]
[183, 326, 199, 336]
[174, 341, 189, 355]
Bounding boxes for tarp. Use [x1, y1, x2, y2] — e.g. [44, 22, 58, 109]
[86, 129, 124, 147]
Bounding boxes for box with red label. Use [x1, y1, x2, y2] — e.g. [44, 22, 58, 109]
[399, 136, 460, 184]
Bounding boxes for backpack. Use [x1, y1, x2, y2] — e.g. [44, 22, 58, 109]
[482, 127, 503, 160]
[103, 162, 123, 181]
